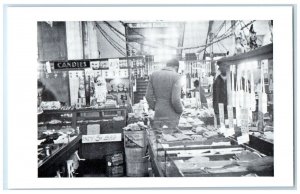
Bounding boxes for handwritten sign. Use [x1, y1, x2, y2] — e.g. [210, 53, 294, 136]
[108, 59, 120, 71]
[237, 133, 250, 144]
[218, 103, 225, 128]
[227, 105, 234, 128]
[82, 133, 121, 143]
[224, 127, 235, 137]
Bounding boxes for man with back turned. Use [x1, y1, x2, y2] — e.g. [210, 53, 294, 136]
[145, 58, 184, 127]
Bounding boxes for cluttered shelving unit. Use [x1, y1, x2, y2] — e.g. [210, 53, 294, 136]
[218, 43, 274, 156]
[38, 106, 128, 177]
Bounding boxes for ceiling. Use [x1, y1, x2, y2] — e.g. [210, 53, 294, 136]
[97, 20, 272, 61]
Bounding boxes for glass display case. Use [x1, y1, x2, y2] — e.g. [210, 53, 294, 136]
[147, 125, 274, 177]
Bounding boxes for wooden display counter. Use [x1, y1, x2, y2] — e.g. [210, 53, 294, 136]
[38, 135, 82, 177]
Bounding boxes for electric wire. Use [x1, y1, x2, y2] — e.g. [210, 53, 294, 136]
[94, 22, 126, 56]
[102, 21, 141, 51]
[97, 23, 127, 51]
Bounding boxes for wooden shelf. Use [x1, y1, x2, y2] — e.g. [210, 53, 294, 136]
[218, 43, 273, 65]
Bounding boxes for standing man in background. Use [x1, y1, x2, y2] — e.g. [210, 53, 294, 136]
[145, 58, 184, 127]
[38, 80, 57, 104]
[213, 61, 228, 124]
[192, 79, 208, 108]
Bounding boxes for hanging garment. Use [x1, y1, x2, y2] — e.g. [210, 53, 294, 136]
[238, 72, 245, 109]
[250, 71, 256, 111]
[260, 66, 268, 114]
[231, 65, 236, 108]
[244, 72, 251, 109]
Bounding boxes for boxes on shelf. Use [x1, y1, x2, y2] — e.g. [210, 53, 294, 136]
[105, 152, 125, 177]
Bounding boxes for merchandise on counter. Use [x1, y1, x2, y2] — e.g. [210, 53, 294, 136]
[237, 156, 274, 172]
[38, 127, 76, 145]
[53, 134, 77, 144]
[181, 130, 196, 135]
[48, 119, 62, 124]
[123, 122, 148, 131]
[190, 135, 207, 141]
[262, 131, 274, 141]
[162, 134, 178, 142]
[40, 101, 61, 110]
[172, 133, 192, 141]
[104, 99, 117, 108]
[205, 165, 248, 174]
[202, 131, 219, 138]
[193, 126, 208, 134]
[235, 150, 261, 161]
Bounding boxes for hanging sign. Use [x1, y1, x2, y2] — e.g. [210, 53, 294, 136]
[178, 61, 185, 74]
[82, 133, 122, 143]
[108, 59, 120, 71]
[218, 103, 225, 128]
[240, 108, 250, 134]
[91, 61, 100, 70]
[224, 127, 235, 137]
[237, 133, 250, 144]
[227, 105, 234, 128]
[231, 65, 236, 107]
[54, 60, 90, 70]
[261, 59, 268, 74]
[46, 61, 52, 73]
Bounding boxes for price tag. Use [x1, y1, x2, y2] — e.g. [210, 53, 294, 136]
[108, 59, 120, 71]
[82, 133, 121, 143]
[224, 127, 235, 137]
[227, 105, 234, 128]
[218, 103, 225, 127]
[237, 133, 250, 144]
[219, 125, 226, 134]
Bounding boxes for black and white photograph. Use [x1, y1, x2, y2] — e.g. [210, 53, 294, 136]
[37, 20, 274, 178]
[3, 2, 296, 190]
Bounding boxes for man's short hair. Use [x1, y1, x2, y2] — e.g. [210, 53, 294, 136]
[217, 60, 223, 66]
[38, 80, 44, 89]
[193, 80, 200, 87]
[166, 58, 179, 68]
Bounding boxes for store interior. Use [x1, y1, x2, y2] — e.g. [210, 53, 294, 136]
[37, 20, 274, 177]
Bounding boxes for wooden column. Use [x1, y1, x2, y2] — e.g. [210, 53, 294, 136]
[66, 21, 83, 60]
[82, 21, 100, 59]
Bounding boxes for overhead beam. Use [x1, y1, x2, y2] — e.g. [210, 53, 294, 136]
[202, 21, 214, 60]
[177, 22, 186, 57]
